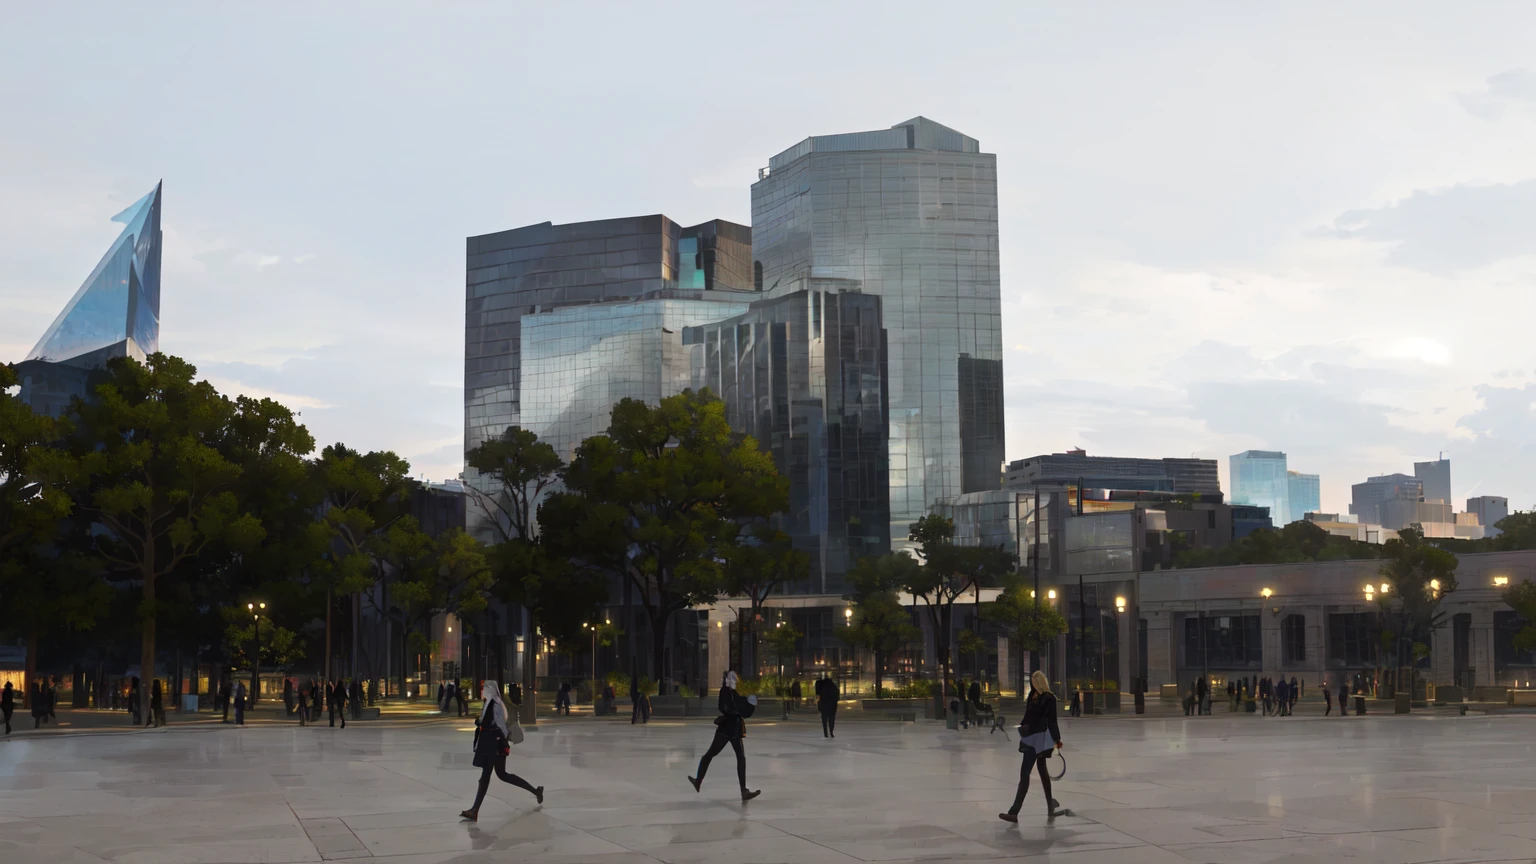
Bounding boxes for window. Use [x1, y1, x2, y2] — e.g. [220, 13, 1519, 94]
[1328, 613, 1375, 667]
[1281, 614, 1306, 664]
[753, 261, 764, 291]
[1183, 614, 1261, 668]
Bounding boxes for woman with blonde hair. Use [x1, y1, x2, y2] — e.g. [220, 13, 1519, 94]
[1000, 670, 1064, 823]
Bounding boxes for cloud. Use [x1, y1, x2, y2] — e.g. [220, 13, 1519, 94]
[1310, 180, 1536, 273]
[1456, 68, 1536, 120]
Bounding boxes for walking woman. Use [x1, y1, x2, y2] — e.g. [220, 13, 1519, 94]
[128, 677, 142, 726]
[1000, 671, 1064, 823]
[460, 681, 543, 821]
[688, 671, 761, 802]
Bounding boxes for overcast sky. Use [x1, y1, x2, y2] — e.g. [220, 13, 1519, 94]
[4, 2, 1535, 516]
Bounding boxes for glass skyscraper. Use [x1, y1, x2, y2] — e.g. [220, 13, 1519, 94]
[18, 182, 162, 416]
[1287, 471, 1321, 523]
[1230, 450, 1290, 527]
[751, 117, 1004, 549]
[685, 282, 890, 589]
[463, 215, 755, 534]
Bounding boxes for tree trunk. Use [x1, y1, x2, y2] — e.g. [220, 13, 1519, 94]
[141, 555, 156, 707]
[519, 606, 536, 725]
[324, 589, 333, 683]
[874, 649, 884, 699]
[650, 608, 670, 695]
[23, 627, 37, 710]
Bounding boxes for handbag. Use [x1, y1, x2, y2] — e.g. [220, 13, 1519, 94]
[507, 714, 525, 746]
[1018, 730, 1055, 758]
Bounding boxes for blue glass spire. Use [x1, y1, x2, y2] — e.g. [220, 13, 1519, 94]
[26, 182, 162, 367]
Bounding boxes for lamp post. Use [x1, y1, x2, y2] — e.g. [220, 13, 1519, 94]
[247, 602, 265, 704]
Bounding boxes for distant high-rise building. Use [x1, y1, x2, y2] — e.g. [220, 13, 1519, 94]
[463, 214, 754, 535]
[1350, 473, 1423, 526]
[1287, 471, 1321, 524]
[752, 117, 1003, 549]
[686, 282, 890, 588]
[1468, 495, 1510, 536]
[17, 182, 163, 416]
[1231, 450, 1291, 526]
[1414, 457, 1452, 504]
[1005, 451, 1220, 495]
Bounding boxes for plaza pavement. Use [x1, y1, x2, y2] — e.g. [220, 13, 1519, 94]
[3, 706, 1536, 863]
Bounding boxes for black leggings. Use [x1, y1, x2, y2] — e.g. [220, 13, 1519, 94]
[470, 754, 538, 811]
[820, 708, 836, 736]
[695, 727, 747, 789]
[1007, 753, 1053, 816]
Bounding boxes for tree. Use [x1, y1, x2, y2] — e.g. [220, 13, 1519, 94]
[313, 443, 413, 681]
[721, 524, 809, 678]
[983, 573, 1068, 696]
[1174, 520, 1380, 568]
[465, 426, 606, 716]
[66, 354, 265, 696]
[903, 514, 1016, 710]
[763, 622, 802, 687]
[1502, 579, 1536, 654]
[0, 363, 87, 702]
[1375, 527, 1458, 694]
[840, 553, 921, 698]
[556, 390, 787, 693]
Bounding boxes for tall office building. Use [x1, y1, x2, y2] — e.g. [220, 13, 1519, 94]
[1467, 495, 1510, 536]
[686, 282, 890, 588]
[17, 182, 163, 416]
[464, 215, 755, 532]
[751, 117, 1003, 548]
[1414, 457, 1452, 504]
[1350, 473, 1422, 526]
[1005, 450, 1221, 495]
[1230, 450, 1291, 526]
[1287, 471, 1321, 524]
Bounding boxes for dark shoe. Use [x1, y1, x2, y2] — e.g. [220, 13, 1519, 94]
[459, 809, 477, 822]
[1049, 798, 1060, 811]
[688, 776, 702, 793]
[535, 786, 544, 805]
[741, 788, 761, 802]
[999, 812, 1018, 823]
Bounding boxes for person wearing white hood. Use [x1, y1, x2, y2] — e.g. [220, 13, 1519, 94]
[460, 681, 543, 822]
[687, 671, 761, 801]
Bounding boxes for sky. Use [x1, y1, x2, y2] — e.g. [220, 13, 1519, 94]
[3, 2, 1535, 516]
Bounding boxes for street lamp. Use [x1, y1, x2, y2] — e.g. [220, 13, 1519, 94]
[1046, 589, 1057, 600]
[844, 607, 853, 627]
[1494, 576, 1509, 587]
[1260, 587, 1272, 599]
[247, 602, 266, 704]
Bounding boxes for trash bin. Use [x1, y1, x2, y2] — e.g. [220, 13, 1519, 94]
[1134, 692, 1145, 715]
[1394, 693, 1410, 714]
[1353, 695, 1367, 715]
[180, 694, 198, 713]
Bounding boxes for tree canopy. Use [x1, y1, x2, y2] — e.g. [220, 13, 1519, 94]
[840, 552, 921, 698]
[1173, 519, 1381, 569]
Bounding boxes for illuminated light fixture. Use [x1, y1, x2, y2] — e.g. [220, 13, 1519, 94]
[716, 621, 723, 628]
[845, 607, 853, 618]
[1261, 588, 1272, 599]
[447, 626, 452, 633]
[1379, 583, 1390, 594]
[1115, 596, 1126, 612]
[1495, 576, 1510, 587]
[1030, 590, 1036, 598]
[1047, 589, 1057, 600]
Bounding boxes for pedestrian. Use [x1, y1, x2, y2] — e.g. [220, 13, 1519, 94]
[459, 680, 542, 821]
[352, 679, 364, 721]
[969, 678, 984, 720]
[1226, 679, 1236, 712]
[456, 682, 468, 717]
[148, 679, 165, 727]
[1196, 676, 1209, 715]
[437, 682, 446, 712]
[1069, 688, 1081, 717]
[297, 682, 309, 726]
[31, 682, 46, 729]
[219, 678, 231, 723]
[1260, 677, 1270, 716]
[1324, 682, 1333, 716]
[129, 677, 142, 726]
[46, 677, 57, 721]
[630, 679, 641, 724]
[1338, 679, 1349, 716]
[556, 682, 571, 716]
[1, 681, 12, 734]
[790, 678, 802, 711]
[1185, 680, 1196, 716]
[284, 678, 294, 717]
[818, 674, 839, 738]
[1289, 677, 1299, 715]
[310, 680, 321, 722]
[1000, 670, 1064, 823]
[688, 670, 761, 802]
[330, 679, 347, 729]
[233, 680, 247, 726]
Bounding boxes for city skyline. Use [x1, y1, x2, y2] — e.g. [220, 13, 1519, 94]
[5, 4, 1536, 516]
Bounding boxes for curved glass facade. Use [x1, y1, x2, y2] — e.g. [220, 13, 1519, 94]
[752, 117, 1004, 549]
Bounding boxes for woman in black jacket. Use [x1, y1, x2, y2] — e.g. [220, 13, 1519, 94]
[688, 671, 760, 801]
[147, 679, 164, 727]
[460, 681, 542, 821]
[1000, 670, 1064, 823]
